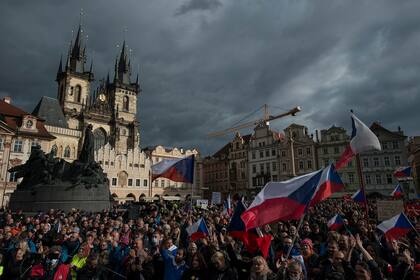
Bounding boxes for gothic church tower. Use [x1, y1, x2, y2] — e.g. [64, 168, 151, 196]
[107, 41, 141, 154]
[56, 24, 94, 130]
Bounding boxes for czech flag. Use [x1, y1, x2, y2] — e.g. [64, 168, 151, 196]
[186, 218, 209, 241]
[241, 164, 344, 231]
[352, 189, 366, 203]
[227, 200, 271, 257]
[391, 184, 403, 198]
[377, 213, 414, 240]
[327, 214, 344, 231]
[393, 167, 412, 178]
[336, 113, 381, 170]
[223, 194, 232, 215]
[151, 155, 194, 183]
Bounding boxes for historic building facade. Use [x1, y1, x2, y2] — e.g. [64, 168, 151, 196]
[248, 123, 281, 191]
[0, 97, 55, 205]
[316, 126, 359, 192]
[278, 124, 317, 181]
[360, 123, 408, 194]
[228, 133, 250, 195]
[202, 144, 230, 199]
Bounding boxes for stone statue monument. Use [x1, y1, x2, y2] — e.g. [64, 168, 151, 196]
[8, 126, 111, 212]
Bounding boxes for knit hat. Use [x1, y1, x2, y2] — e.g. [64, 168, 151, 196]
[301, 238, 313, 249]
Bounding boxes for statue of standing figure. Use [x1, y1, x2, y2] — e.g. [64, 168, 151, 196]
[79, 124, 95, 164]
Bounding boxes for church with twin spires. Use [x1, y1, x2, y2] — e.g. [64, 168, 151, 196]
[30, 23, 201, 202]
[56, 24, 140, 155]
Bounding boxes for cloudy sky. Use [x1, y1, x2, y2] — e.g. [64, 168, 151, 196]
[1, 0, 420, 155]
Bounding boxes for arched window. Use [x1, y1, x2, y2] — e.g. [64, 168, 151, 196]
[93, 128, 107, 151]
[64, 146, 71, 158]
[123, 96, 129, 111]
[74, 85, 82, 103]
[51, 145, 58, 157]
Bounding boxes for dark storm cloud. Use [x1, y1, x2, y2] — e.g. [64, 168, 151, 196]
[1, 0, 420, 155]
[175, 0, 222, 16]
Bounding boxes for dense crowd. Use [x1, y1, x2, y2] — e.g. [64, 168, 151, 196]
[0, 198, 419, 280]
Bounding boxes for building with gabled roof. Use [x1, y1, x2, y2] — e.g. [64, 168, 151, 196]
[0, 97, 55, 205]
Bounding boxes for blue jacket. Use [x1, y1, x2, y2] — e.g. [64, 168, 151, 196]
[161, 249, 188, 280]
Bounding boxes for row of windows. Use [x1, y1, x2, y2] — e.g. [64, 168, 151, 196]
[0, 139, 41, 154]
[251, 149, 276, 159]
[251, 175, 279, 186]
[365, 173, 394, 185]
[362, 156, 401, 167]
[153, 180, 187, 188]
[252, 162, 277, 174]
[98, 161, 145, 168]
[381, 141, 400, 150]
[111, 178, 148, 187]
[251, 147, 313, 160]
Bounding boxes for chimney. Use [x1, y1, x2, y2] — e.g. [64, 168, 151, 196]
[3, 96, 11, 104]
[315, 130, 319, 142]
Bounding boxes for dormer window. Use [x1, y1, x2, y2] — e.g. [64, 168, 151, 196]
[22, 116, 37, 131]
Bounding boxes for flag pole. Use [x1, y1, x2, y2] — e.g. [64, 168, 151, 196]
[284, 213, 306, 260]
[356, 154, 369, 221]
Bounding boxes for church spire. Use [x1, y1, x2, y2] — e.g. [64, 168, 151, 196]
[116, 40, 131, 84]
[56, 55, 63, 81]
[71, 25, 83, 59]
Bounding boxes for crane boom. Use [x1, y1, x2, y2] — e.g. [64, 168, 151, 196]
[208, 106, 301, 137]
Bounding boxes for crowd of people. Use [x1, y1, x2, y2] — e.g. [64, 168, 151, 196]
[0, 197, 419, 280]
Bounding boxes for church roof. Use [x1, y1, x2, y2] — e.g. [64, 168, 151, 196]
[32, 96, 68, 128]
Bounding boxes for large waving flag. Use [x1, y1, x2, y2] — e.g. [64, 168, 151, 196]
[227, 200, 271, 257]
[327, 214, 344, 231]
[393, 167, 412, 178]
[336, 113, 381, 170]
[241, 164, 344, 231]
[377, 213, 414, 240]
[352, 189, 366, 203]
[391, 184, 403, 198]
[186, 218, 209, 241]
[151, 155, 194, 183]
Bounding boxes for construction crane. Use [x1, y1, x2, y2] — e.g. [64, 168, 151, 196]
[208, 104, 302, 137]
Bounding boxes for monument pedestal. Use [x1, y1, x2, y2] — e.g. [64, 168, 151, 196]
[9, 185, 110, 212]
[8, 125, 111, 213]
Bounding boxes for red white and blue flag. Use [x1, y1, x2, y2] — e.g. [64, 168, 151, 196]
[223, 194, 232, 215]
[186, 218, 209, 241]
[391, 184, 403, 198]
[352, 188, 366, 203]
[327, 214, 344, 231]
[377, 213, 414, 240]
[336, 113, 381, 170]
[393, 166, 412, 178]
[227, 200, 272, 257]
[151, 155, 194, 183]
[241, 164, 344, 231]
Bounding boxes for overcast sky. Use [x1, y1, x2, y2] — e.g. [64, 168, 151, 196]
[1, 0, 420, 155]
